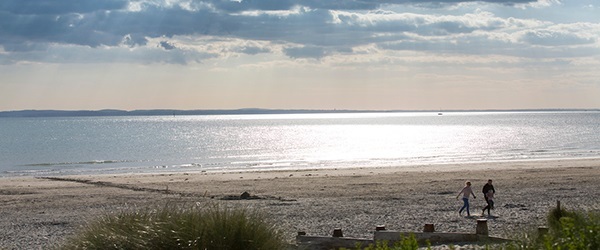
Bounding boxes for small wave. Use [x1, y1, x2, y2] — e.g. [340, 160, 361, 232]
[22, 160, 131, 167]
[4, 169, 62, 175]
[530, 149, 549, 153]
[180, 163, 203, 168]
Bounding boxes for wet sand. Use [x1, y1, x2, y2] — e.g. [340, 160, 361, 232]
[1, 158, 600, 249]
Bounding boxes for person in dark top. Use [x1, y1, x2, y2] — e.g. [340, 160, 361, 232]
[482, 179, 495, 216]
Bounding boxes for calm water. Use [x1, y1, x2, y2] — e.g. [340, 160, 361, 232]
[1, 111, 599, 177]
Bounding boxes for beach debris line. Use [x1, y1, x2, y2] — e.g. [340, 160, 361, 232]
[37, 176, 195, 196]
[37, 177, 287, 202]
[38, 177, 297, 203]
[220, 191, 263, 200]
[219, 191, 297, 202]
[503, 203, 527, 209]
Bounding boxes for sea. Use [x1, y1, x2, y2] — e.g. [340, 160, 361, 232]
[1, 111, 599, 177]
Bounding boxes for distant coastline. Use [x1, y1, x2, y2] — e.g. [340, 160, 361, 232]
[0, 108, 598, 118]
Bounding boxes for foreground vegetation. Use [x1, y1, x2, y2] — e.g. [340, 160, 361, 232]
[345, 205, 600, 250]
[505, 205, 600, 250]
[59, 202, 599, 250]
[59, 203, 286, 250]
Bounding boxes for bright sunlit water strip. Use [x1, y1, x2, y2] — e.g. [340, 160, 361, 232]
[0, 111, 599, 177]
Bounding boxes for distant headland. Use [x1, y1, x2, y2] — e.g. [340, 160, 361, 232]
[0, 109, 374, 117]
[0, 108, 598, 118]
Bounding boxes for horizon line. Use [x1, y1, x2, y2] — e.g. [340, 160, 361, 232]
[1, 107, 600, 118]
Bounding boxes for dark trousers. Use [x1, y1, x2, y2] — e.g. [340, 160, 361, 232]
[483, 198, 494, 215]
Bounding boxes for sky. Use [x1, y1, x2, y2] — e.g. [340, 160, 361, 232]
[1, 0, 599, 111]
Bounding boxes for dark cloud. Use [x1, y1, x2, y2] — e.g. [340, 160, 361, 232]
[0, 0, 127, 15]
[209, 0, 535, 12]
[0, 0, 537, 49]
[159, 41, 176, 50]
[0, 5, 237, 49]
[211, 0, 379, 12]
[0, 11, 125, 47]
[0, 0, 539, 17]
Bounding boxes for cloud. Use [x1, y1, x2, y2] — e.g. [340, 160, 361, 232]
[0, 43, 218, 65]
[0, 0, 597, 65]
[520, 29, 597, 46]
[159, 41, 176, 50]
[0, 4, 239, 51]
[0, 0, 127, 14]
[284, 46, 327, 59]
[239, 46, 270, 55]
[209, 0, 537, 12]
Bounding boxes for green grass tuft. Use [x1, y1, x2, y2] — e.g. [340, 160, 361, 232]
[59, 203, 286, 250]
[503, 206, 600, 250]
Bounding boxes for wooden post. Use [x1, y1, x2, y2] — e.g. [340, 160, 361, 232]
[476, 219, 488, 235]
[423, 223, 435, 232]
[332, 228, 343, 237]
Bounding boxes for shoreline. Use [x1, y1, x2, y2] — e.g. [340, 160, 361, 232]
[1, 158, 600, 249]
[3, 156, 600, 179]
[67, 157, 600, 181]
[4, 156, 597, 180]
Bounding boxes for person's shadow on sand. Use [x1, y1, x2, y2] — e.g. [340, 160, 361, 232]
[464, 215, 499, 220]
[482, 215, 499, 220]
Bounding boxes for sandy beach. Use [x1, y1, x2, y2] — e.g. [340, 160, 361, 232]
[2, 158, 600, 249]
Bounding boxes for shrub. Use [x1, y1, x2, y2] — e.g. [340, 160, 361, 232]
[59, 203, 286, 250]
[504, 206, 600, 250]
